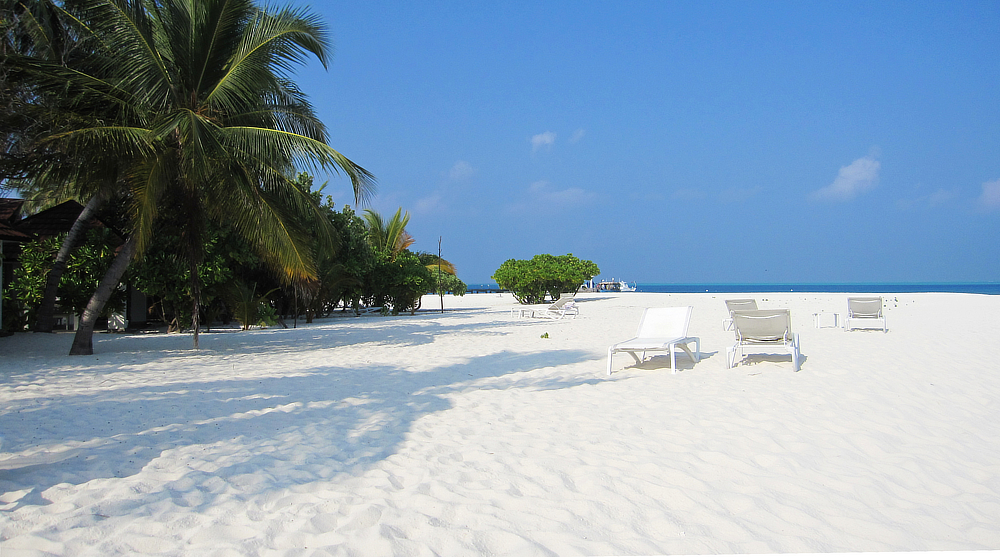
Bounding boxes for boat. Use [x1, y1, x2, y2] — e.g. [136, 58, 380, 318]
[582, 279, 637, 292]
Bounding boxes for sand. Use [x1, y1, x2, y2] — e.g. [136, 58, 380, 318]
[1, 291, 999, 556]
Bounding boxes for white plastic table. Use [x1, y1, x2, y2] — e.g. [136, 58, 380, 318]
[812, 312, 840, 328]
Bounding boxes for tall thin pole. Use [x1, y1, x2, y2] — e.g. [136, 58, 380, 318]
[438, 236, 444, 313]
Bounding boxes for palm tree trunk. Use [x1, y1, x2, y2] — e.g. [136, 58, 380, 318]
[189, 255, 201, 349]
[34, 193, 105, 332]
[69, 234, 136, 355]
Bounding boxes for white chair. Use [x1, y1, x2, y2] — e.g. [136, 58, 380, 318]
[607, 307, 700, 375]
[727, 309, 800, 372]
[526, 294, 579, 319]
[723, 299, 757, 330]
[845, 297, 886, 332]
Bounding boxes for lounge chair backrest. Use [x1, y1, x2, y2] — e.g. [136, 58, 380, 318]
[636, 307, 692, 339]
[549, 296, 574, 309]
[848, 297, 882, 318]
[732, 309, 792, 344]
[725, 299, 757, 314]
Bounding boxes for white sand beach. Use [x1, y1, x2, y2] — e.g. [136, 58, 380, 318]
[1, 292, 999, 556]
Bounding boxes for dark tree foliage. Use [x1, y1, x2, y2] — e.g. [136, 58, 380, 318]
[5, 228, 125, 331]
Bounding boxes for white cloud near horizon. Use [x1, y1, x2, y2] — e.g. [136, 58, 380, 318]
[448, 160, 475, 181]
[531, 131, 556, 152]
[812, 155, 881, 202]
[569, 128, 586, 143]
[504, 180, 595, 212]
[978, 179, 1000, 210]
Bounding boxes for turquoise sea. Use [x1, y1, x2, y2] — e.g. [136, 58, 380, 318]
[467, 283, 1000, 295]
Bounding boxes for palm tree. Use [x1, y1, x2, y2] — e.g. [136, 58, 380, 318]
[362, 207, 456, 273]
[14, 0, 375, 354]
[362, 208, 414, 258]
[1, 0, 121, 333]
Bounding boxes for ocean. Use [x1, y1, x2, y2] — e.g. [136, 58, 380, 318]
[466, 283, 1000, 295]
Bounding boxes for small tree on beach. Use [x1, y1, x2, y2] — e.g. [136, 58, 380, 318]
[492, 254, 599, 304]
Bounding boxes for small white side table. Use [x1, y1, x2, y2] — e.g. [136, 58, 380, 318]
[813, 312, 840, 329]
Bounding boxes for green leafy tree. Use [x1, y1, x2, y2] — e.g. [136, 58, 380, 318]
[6, 228, 125, 330]
[366, 249, 432, 315]
[1, 0, 131, 334]
[418, 252, 465, 295]
[127, 221, 244, 332]
[10, 0, 376, 354]
[492, 254, 600, 304]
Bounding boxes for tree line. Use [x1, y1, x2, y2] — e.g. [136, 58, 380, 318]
[0, 0, 462, 353]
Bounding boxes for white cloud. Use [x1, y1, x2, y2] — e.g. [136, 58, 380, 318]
[531, 131, 556, 152]
[448, 160, 475, 181]
[528, 180, 594, 205]
[812, 155, 881, 201]
[504, 181, 594, 213]
[569, 128, 586, 143]
[978, 179, 1000, 210]
[414, 194, 443, 213]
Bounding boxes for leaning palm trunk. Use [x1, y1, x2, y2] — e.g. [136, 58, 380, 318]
[34, 192, 105, 332]
[69, 234, 136, 355]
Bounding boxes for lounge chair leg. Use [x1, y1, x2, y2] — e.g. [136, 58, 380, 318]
[607, 348, 614, 376]
[792, 333, 801, 371]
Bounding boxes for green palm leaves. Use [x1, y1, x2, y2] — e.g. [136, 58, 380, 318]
[362, 207, 457, 275]
[33, 0, 375, 281]
[7, 0, 376, 350]
[363, 208, 414, 258]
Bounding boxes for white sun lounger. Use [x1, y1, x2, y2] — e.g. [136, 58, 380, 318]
[723, 298, 757, 330]
[607, 306, 700, 375]
[845, 297, 886, 332]
[727, 309, 801, 372]
[514, 294, 579, 319]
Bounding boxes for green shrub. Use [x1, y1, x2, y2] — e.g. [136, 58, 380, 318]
[225, 281, 279, 330]
[6, 229, 125, 331]
[429, 271, 467, 296]
[492, 254, 600, 304]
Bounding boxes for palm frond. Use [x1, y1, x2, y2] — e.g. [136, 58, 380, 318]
[223, 126, 376, 204]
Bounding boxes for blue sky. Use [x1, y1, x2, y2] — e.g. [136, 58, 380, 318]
[296, 1, 1000, 284]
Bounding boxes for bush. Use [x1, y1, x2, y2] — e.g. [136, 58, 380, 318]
[492, 254, 599, 304]
[6, 229, 125, 331]
[225, 281, 278, 330]
[366, 250, 433, 315]
[429, 270, 467, 296]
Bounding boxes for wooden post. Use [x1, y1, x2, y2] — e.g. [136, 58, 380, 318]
[438, 236, 444, 313]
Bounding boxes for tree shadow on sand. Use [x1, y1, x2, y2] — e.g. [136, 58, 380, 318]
[0, 343, 597, 513]
[0, 316, 517, 375]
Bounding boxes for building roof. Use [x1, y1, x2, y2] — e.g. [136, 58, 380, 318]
[16, 200, 91, 237]
[0, 198, 24, 224]
[0, 220, 32, 241]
